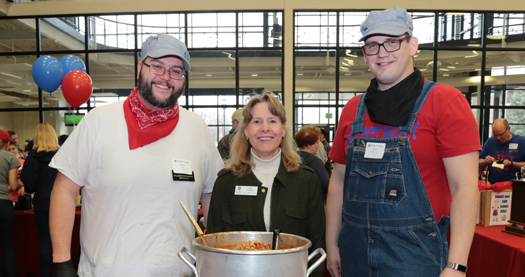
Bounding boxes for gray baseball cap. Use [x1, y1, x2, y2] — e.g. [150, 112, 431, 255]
[359, 6, 413, 42]
[141, 34, 191, 71]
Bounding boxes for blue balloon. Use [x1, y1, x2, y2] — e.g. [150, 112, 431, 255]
[59, 55, 86, 74]
[32, 56, 64, 92]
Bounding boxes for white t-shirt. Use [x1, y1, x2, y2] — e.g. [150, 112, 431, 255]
[50, 101, 224, 277]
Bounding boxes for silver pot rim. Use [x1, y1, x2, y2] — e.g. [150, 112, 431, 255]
[192, 231, 312, 255]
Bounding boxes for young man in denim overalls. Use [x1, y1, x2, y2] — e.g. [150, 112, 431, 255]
[326, 6, 481, 277]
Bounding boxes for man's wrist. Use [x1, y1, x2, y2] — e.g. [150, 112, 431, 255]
[446, 261, 468, 273]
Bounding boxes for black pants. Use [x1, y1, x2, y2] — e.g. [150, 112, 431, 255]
[35, 210, 52, 277]
[0, 200, 16, 277]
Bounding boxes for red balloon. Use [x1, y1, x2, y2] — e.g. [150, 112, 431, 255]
[62, 70, 93, 108]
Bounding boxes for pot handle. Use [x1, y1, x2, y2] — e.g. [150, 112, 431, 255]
[306, 248, 327, 276]
[178, 247, 198, 277]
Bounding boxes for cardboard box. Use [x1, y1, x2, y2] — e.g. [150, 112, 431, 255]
[478, 190, 512, 227]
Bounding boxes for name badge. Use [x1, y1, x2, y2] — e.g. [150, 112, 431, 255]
[364, 142, 386, 159]
[172, 158, 193, 175]
[172, 158, 195, 182]
[234, 186, 258, 196]
[509, 143, 518, 150]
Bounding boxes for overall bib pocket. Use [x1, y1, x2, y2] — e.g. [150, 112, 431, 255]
[347, 146, 406, 205]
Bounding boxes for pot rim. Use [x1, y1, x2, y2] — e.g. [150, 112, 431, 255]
[192, 231, 312, 255]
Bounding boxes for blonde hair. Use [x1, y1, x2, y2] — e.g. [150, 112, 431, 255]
[227, 92, 300, 176]
[32, 123, 60, 152]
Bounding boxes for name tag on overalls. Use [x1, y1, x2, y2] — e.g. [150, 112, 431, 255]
[364, 142, 386, 159]
[172, 158, 195, 181]
[510, 143, 518, 150]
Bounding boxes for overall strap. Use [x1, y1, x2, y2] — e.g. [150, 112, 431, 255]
[351, 94, 367, 136]
[398, 81, 438, 132]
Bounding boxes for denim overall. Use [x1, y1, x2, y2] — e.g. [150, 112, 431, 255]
[339, 81, 450, 277]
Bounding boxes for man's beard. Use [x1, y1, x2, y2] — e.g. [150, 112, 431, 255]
[137, 73, 183, 109]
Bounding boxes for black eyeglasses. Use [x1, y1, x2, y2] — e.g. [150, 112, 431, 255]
[142, 61, 185, 80]
[493, 127, 508, 138]
[362, 36, 411, 56]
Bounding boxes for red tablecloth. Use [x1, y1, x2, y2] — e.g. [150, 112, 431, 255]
[467, 225, 525, 277]
[13, 208, 81, 277]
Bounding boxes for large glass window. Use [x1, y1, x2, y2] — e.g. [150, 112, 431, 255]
[0, 11, 283, 144]
[294, 10, 525, 144]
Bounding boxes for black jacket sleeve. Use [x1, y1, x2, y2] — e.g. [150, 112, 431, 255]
[20, 154, 39, 194]
[309, 157, 330, 194]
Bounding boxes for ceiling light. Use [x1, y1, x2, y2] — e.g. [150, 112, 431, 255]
[443, 73, 449, 77]
[0, 72, 22, 79]
[251, 74, 258, 77]
[23, 90, 31, 92]
[222, 52, 236, 61]
[205, 74, 212, 77]
[447, 66, 456, 69]
[297, 73, 303, 76]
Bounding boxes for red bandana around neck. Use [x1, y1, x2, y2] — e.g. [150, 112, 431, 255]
[123, 88, 180, 149]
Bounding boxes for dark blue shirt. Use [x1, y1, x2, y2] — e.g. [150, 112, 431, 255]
[480, 133, 525, 183]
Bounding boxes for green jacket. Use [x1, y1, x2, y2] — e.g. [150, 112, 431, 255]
[207, 160, 326, 255]
[217, 126, 237, 160]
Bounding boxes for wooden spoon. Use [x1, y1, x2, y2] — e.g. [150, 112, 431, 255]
[179, 201, 208, 246]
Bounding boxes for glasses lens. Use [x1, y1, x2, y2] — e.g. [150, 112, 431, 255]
[384, 40, 400, 52]
[169, 69, 184, 80]
[149, 64, 164, 75]
[363, 44, 377, 55]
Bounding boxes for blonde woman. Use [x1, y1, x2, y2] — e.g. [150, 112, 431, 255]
[207, 93, 325, 275]
[20, 123, 60, 277]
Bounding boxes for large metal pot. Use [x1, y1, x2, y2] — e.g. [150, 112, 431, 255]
[178, 231, 326, 277]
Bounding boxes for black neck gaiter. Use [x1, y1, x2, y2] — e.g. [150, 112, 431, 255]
[364, 68, 424, 126]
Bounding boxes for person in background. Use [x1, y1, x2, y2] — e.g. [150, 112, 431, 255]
[20, 123, 60, 277]
[217, 108, 244, 160]
[479, 118, 525, 183]
[8, 130, 26, 159]
[23, 140, 33, 158]
[0, 130, 23, 277]
[48, 34, 223, 277]
[319, 129, 333, 175]
[7, 141, 25, 202]
[314, 132, 328, 164]
[295, 125, 329, 203]
[207, 92, 325, 277]
[7, 141, 21, 159]
[58, 134, 69, 146]
[326, 7, 480, 277]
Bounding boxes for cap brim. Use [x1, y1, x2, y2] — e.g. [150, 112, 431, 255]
[359, 28, 411, 42]
[143, 51, 191, 71]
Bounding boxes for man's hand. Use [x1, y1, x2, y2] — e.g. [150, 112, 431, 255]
[53, 260, 78, 277]
[326, 244, 341, 277]
[503, 159, 512, 167]
[484, 155, 495, 165]
[18, 186, 26, 196]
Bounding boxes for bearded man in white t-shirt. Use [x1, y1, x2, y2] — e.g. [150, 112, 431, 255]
[49, 34, 223, 277]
